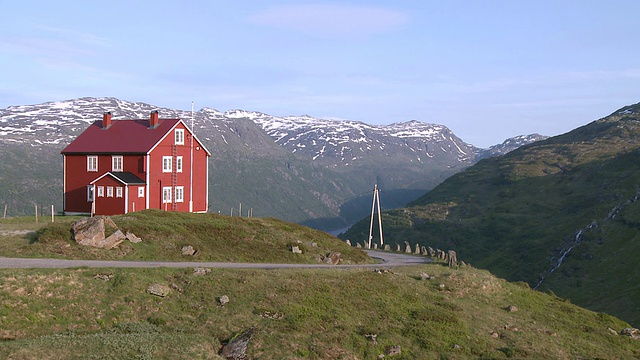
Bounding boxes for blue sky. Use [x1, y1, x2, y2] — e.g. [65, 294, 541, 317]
[1, 1, 639, 147]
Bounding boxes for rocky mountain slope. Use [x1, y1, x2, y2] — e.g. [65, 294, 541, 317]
[341, 101, 640, 326]
[0, 97, 544, 229]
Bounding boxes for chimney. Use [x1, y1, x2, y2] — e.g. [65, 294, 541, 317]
[102, 112, 112, 129]
[150, 110, 159, 128]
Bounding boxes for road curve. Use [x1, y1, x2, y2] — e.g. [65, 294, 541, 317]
[0, 250, 430, 269]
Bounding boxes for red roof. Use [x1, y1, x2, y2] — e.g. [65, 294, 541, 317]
[61, 119, 181, 154]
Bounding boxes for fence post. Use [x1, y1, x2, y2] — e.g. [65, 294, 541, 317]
[35, 204, 38, 224]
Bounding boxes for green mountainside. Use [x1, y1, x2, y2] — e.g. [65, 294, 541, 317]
[341, 102, 640, 326]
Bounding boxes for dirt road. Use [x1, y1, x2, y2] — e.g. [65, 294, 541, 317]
[0, 250, 430, 269]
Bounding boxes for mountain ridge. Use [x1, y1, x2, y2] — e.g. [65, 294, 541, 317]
[0, 97, 545, 228]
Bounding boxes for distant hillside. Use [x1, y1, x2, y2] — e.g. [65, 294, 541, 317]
[0, 97, 543, 230]
[341, 101, 640, 326]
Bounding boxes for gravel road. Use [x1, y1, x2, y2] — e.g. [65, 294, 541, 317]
[0, 250, 430, 269]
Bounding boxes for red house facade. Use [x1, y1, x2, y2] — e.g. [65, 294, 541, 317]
[61, 111, 211, 215]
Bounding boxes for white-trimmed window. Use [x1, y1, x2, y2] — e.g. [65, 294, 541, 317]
[162, 156, 172, 172]
[162, 186, 172, 203]
[87, 185, 95, 202]
[176, 156, 183, 173]
[87, 156, 98, 172]
[107, 186, 114, 197]
[175, 129, 184, 145]
[175, 186, 184, 203]
[97, 186, 104, 197]
[138, 186, 145, 198]
[116, 187, 123, 198]
[112, 155, 123, 172]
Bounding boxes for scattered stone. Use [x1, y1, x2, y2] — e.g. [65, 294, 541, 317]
[453, 344, 461, 350]
[621, 328, 640, 340]
[607, 327, 618, 336]
[428, 246, 435, 257]
[258, 310, 283, 319]
[311, 242, 317, 247]
[506, 305, 518, 312]
[345, 239, 351, 246]
[193, 267, 211, 276]
[220, 327, 254, 360]
[93, 273, 113, 281]
[125, 231, 142, 243]
[386, 345, 401, 356]
[439, 283, 446, 289]
[171, 283, 183, 293]
[447, 250, 458, 268]
[323, 252, 342, 265]
[365, 333, 377, 344]
[147, 283, 171, 297]
[290, 245, 302, 254]
[219, 295, 230, 306]
[181, 245, 197, 256]
[420, 273, 430, 280]
[490, 331, 500, 338]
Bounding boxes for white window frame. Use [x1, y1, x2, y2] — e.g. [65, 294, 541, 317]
[116, 187, 123, 198]
[106, 186, 114, 197]
[97, 186, 104, 197]
[162, 156, 172, 173]
[175, 186, 184, 203]
[176, 156, 183, 173]
[87, 185, 95, 202]
[162, 186, 172, 203]
[175, 129, 185, 145]
[138, 186, 145, 198]
[87, 155, 98, 172]
[112, 155, 123, 172]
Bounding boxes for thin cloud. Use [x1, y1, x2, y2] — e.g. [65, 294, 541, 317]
[249, 4, 409, 39]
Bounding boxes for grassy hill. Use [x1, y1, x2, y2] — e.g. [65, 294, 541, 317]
[341, 102, 640, 327]
[1, 212, 640, 358]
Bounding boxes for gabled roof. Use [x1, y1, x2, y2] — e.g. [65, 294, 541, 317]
[90, 172, 146, 185]
[61, 118, 181, 154]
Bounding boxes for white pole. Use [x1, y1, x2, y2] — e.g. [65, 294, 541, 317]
[376, 187, 384, 246]
[51, 205, 54, 223]
[189, 101, 194, 212]
[368, 185, 377, 249]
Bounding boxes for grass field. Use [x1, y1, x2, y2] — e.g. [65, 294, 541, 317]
[1, 211, 639, 359]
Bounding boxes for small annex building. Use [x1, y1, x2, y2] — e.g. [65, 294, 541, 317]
[61, 111, 211, 215]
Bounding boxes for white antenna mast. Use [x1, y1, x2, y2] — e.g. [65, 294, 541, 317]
[189, 101, 194, 212]
[367, 184, 384, 249]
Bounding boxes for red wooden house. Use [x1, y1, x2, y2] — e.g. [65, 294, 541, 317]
[61, 111, 211, 215]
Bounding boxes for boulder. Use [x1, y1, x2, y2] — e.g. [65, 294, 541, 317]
[386, 345, 401, 356]
[220, 327, 254, 360]
[72, 216, 106, 246]
[421, 246, 429, 256]
[147, 284, 171, 297]
[506, 305, 518, 312]
[182, 245, 197, 256]
[290, 245, 302, 254]
[404, 241, 412, 253]
[345, 239, 351, 246]
[621, 328, 640, 340]
[102, 230, 126, 249]
[395, 244, 401, 252]
[219, 295, 230, 306]
[193, 267, 211, 276]
[323, 252, 341, 265]
[383, 244, 391, 251]
[414, 243, 420, 254]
